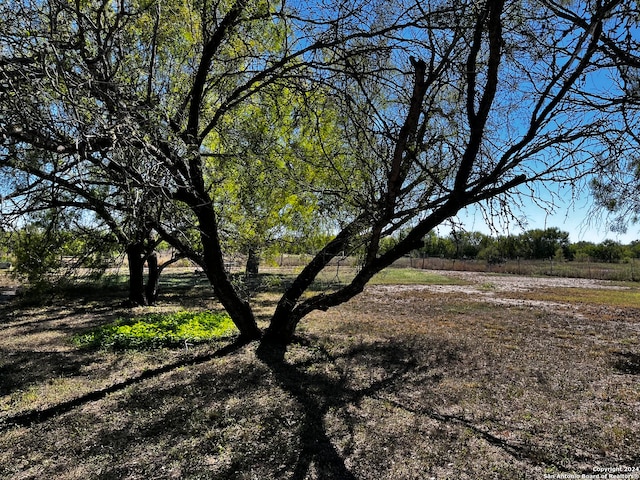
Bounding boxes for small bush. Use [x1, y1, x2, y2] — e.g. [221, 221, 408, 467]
[73, 310, 237, 350]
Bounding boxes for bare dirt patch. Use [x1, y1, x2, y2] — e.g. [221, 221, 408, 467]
[1, 271, 639, 479]
[371, 270, 640, 321]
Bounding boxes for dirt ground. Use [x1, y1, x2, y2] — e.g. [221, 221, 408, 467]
[375, 271, 630, 313]
[0, 270, 639, 479]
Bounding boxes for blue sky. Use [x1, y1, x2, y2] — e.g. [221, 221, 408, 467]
[455, 197, 640, 244]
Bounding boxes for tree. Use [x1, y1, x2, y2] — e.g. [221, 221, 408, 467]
[495, 235, 525, 260]
[571, 240, 596, 262]
[591, 239, 624, 263]
[589, 5, 640, 234]
[7, 209, 118, 287]
[520, 228, 571, 260]
[0, 0, 197, 304]
[591, 158, 640, 235]
[450, 231, 492, 259]
[628, 240, 640, 259]
[2, 0, 639, 346]
[0, 147, 178, 305]
[262, 0, 639, 343]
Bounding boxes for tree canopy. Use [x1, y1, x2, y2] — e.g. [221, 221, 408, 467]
[2, 0, 640, 344]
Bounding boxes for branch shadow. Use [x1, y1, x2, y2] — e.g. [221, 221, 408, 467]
[0, 349, 89, 397]
[0, 338, 248, 430]
[612, 351, 640, 375]
[376, 396, 591, 474]
[0, 299, 124, 330]
[2, 321, 627, 477]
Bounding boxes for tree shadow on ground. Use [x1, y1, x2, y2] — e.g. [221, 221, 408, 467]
[0, 339, 247, 429]
[254, 333, 603, 479]
[2, 322, 631, 478]
[0, 349, 89, 397]
[255, 335, 457, 480]
[0, 304, 122, 331]
[612, 351, 640, 375]
[73, 335, 451, 480]
[0, 301, 128, 399]
[1, 331, 463, 479]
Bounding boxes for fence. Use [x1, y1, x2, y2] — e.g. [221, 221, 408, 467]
[391, 256, 640, 282]
[269, 254, 640, 282]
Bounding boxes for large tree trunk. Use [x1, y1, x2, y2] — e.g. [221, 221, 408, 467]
[263, 310, 303, 346]
[145, 250, 160, 305]
[194, 201, 262, 341]
[179, 144, 262, 341]
[264, 273, 369, 346]
[245, 247, 260, 276]
[126, 242, 146, 306]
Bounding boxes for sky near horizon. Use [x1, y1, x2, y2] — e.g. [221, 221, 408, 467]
[455, 198, 640, 244]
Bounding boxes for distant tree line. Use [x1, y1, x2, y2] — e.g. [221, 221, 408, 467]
[376, 227, 640, 264]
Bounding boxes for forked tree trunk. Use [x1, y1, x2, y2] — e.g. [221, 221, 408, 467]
[264, 273, 369, 346]
[263, 310, 303, 346]
[261, 221, 366, 345]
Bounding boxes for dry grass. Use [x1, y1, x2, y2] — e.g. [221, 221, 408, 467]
[1, 270, 639, 479]
[503, 285, 640, 308]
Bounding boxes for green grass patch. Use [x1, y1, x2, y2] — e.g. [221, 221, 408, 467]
[370, 268, 469, 285]
[73, 310, 237, 350]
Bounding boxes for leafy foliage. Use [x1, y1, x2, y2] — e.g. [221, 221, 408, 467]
[73, 311, 237, 350]
[9, 211, 119, 287]
[208, 86, 341, 268]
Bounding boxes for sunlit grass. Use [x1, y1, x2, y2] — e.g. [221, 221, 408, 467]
[309, 267, 469, 288]
[370, 268, 469, 285]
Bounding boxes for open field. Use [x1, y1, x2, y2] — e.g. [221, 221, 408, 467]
[258, 253, 640, 282]
[393, 256, 640, 283]
[1, 269, 639, 479]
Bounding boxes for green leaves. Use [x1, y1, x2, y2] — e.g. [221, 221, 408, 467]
[203, 84, 348, 260]
[72, 310, 237, 349]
